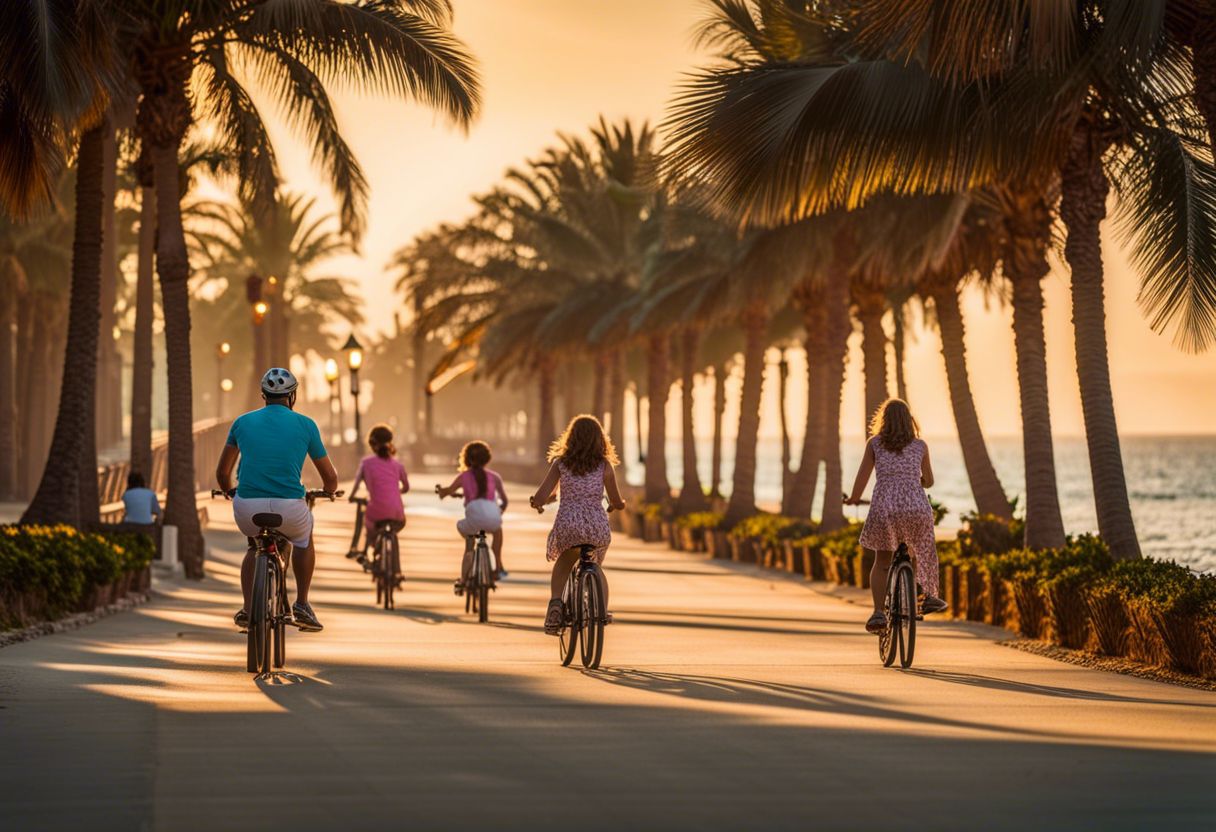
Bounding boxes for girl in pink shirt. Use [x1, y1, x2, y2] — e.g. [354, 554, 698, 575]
[349, 425, 410, 577]
[437, 440, 508, 585]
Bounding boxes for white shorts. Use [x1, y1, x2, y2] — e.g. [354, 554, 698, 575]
[233, 497, 313, 549]
[457, 498, 502, 537]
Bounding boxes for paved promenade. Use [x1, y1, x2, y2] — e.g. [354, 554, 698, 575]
[2, 476, 1214, 831]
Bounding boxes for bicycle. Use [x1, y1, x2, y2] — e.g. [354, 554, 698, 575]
[436, 484, 496, 623]
[212, 488, 342, 677]
[532, 496, 613, 669]
[463, 529, 494, 624]
[349, 497, 403, 610]
[845, 496, 919, 668]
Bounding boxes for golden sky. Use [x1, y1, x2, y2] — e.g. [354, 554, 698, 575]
[260, 0, 1216, 437]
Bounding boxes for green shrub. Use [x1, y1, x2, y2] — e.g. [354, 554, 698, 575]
[639, 502, 666, 521]
[958, 511, 1025, 559]
[936, 539, 963, 565]
[0, 525, 155, 629]
[674, 512, 724, 531]
[729, 514, 806, 545]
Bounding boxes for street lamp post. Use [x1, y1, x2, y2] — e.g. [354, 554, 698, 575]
[343, 333, 364, 443]
[324, 358, 341, 446]
[216, 341, 231, 420]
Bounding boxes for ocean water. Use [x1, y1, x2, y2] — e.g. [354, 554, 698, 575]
[622, 434, 1216, 574]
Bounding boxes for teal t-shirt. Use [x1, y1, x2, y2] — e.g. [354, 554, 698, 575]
[226, 405, 327, 499]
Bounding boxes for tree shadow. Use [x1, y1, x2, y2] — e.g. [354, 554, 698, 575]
[902, 668, 1216, 708]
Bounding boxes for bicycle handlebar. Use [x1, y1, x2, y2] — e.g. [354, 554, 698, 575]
[306, 489, 343, 501]
[842, 492, 871, 506]
[211, 488, 235, 500]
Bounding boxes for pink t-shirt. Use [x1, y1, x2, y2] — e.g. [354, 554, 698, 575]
[459, 468, 502, 505]
[355, 455, 409, 523]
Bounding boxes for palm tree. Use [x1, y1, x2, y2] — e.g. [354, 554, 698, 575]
[122, 0, 479, 576]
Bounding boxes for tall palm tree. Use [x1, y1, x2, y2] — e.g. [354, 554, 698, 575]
[124, 0, 479, 576]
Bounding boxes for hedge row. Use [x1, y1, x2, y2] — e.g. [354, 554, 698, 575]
[0, 525, 156, 629]
[615, 505, 1216, 679]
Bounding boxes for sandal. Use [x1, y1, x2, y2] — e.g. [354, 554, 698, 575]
[865, 612, 888, 634]
[543, 599, 564, 635]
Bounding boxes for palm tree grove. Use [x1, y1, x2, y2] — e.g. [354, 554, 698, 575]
[1, 3, 1215, 830]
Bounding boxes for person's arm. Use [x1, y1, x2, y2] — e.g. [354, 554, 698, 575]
[312, 455, 340, 494]
[493, 472, 508, 510]
[436, 475, 463, 499]
[306, 419, 339, 493]
[216, 444, 240, 494]
[844, 440, 875, 504]
[529, 462, 561, 510]
[349, 460, 365, 500]
[604, 464, 626, 511]
[920, 441, 935, 488]
[151, 492, 162, 520]
[399, 462, 410, 494]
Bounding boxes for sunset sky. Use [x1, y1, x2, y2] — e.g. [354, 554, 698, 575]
[254, 0, 1216, 437]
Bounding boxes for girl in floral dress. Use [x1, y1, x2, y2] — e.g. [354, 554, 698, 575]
[529, 415, 627, 634]
[845, 399, 948, 633]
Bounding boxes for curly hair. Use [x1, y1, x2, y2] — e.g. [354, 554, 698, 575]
[869, 398, 920, 453]
[459, 440, 492, 499]
[367, 424, 395, 459]
[547, 414, 619, 476]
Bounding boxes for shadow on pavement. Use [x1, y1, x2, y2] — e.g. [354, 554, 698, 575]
[903, 668, 1216, 708]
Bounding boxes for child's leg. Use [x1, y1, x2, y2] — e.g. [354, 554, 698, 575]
[595, 567, 609, 612]
[460, 534, 474, 583]
[549, 549, 580, 601]
[870, 549, 893, 612]
[491, 529, 504, 572]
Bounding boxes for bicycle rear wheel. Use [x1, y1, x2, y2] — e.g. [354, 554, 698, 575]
[579, 571, 604, 669]
[897, 564, 917, 668]
[559, 578, 578, 667]
[382, 534, 395, 611]
[476, 542, 490, 623]
[248, 556, 272, 675]
[879, 567, 899, 667]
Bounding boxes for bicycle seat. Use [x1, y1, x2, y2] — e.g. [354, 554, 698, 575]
[252, 512, 283, 529]
[577, 544, 598, 557]
[375, 519, 403, 532]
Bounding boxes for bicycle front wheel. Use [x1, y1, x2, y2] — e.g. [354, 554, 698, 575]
[896, 564, 917, 668]
[248, 556, 272, 675]
[476, 543, 490, 623]
[579, 571, 604, 669]
[272, 565, 286, 669]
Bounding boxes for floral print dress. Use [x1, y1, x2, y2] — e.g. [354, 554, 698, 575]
[859, 437, 939, 595]
[545, 460, 612, 563]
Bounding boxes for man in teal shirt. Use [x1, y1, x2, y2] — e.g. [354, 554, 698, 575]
[216, 368, 339, 632]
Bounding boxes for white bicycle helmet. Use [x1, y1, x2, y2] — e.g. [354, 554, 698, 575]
[260, 367, 299, 396]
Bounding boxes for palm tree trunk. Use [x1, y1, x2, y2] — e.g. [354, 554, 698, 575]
[930, 282, 1012, 520]
[1060, 130, 1140, 559]
[22, 123, 106, 528]
[608, 349, 625, 457]
[786, 289, 826, 518]
[633, 381, 645, 464]
[676, 327, 708, 514]
[644, 332, 671, 503]
[15, 294, 34, 495]
[1008, 253, 1067, 551]
[591, 350, 609, 418]
[130, 182, 156, 480]
[97, 124, 123, 451]
[151, 141, 204, 578]
[710, 361, 726, 499]
[724, 303, 769, 527]
[412, 293, 429, 444]
[0, 286, 17, 500]
[777, 351, 792, 509]
[537, 358, 557, 462]
[892, 303, 909, 403]
[855, 287, 889, 435]
[819, 274, 851, 532]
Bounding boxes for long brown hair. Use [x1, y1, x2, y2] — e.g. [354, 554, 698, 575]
[368, 424, 395, 459]
[547, 414, 619, 476]
[869, 398, 920, 453]
[459, 440, 491, 499]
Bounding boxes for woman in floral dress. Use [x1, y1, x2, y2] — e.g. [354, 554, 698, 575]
[529, 415, 627, 634]
[845, 399, 948, 633]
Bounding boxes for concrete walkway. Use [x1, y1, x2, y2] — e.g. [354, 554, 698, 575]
[2, 476, 1214, 831]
